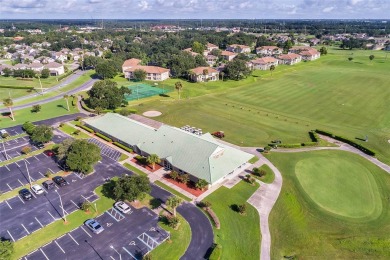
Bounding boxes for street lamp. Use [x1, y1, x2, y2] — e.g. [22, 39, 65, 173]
[56, 190, 67, 222]
[94, 202, 97, 213]
[24, 159, 32, 187]
[1, 139, 10, 161]
[110, 245, 121, 260]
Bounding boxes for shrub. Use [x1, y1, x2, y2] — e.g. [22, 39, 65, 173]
[205, 207, 220, 229]
[259, 169, 267, 176]
[195, 179, 208, 190]
[301, 142, 318, 147]
[80, 200, 92, 212]
[73, 129, 81, 135]
[45, 171, 52, 178]
[21, 146, 32, 154]
[78, 125, 94, 133]
[118, 108, 137, 116]
[113, 142, 133, 153]
[179, 174, 190, 184]
[59, 123, 64, 127]
[238, 204, 247, 215]
[309, 130, 320, 142]
[166, 215, 180, 228]
[22, 121, 36, 135]
[264, 146, 271, 152]
[31, 104, 41, 113]
[1, 132, 10, 138]
[96, 132, 112, 142]
[278, 143, 301, 148]
[169, 171, 179, 181]
[0, 85, 34, 90]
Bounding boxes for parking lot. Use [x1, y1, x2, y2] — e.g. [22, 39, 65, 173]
[24, 205, 169, 260]
[88, 138, 122, 161]
[0, 136, 37, 161]
[0, 152, 61, 193]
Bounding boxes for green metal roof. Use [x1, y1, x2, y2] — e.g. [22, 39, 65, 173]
[84, 113, 252, 184]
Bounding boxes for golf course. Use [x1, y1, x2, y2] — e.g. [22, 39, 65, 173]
[131, 47, 390, 164]
[266, 150, 390, 259]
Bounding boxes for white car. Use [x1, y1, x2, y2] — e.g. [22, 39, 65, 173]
[31, 184, 44, 195]
[114, 201, 132, 214]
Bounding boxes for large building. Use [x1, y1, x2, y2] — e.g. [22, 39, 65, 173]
[122, 58, 170, 81]
[84, 113, 252, 185]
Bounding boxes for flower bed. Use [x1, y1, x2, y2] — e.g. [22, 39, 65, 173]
[130, 158, 162, 172]
[163, 175, 207, 197]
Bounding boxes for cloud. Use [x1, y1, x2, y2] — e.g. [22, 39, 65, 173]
[138, 0, 149, 10]
[9, 0, 47, 8]
[322, 6, 334, 13]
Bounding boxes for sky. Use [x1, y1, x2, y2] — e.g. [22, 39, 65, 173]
[0, 0, 389, 20]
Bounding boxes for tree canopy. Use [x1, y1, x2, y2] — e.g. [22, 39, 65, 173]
[133, 69, 147, 81]
[87, 80, 131, 110]
[113, 174, 151, 201]
[224, 59, 251, 80]
[0, 240, 14, 260]
[64, 139, 102, 174]
[95, 60, 117, 79]
[31, 125, 53, 143]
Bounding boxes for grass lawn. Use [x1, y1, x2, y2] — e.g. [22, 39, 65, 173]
[123, 162, 148, 177]
[151, 214, 191, 259]
[0, 88, 34, 99]
[59, 124, 89, 139]
[118, 153, 129, 162]
[0, 75, 60, 89]
[0, 99, 78, 128]
[202, 181, 260, 260]
[154, 180, 192, 202]
[266, 150, 390, 259]
[254, 164, 275, 184]
[128, 48, 390, 164]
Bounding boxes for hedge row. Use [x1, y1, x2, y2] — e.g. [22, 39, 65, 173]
[57, 68, 77, 81]
[113, 142, 133, 153]
[80, 100, 95, 113]
[78, 124, 94, 133]
[0, 85, 34, 90]
[315, 129, 376, 156]
[95, 132, 112, 142]
[278, 142, 318, 148]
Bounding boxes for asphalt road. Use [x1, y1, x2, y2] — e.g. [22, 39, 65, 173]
[0, 70, 98, 113]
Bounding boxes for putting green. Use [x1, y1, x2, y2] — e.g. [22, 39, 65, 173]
[295, 157, 382, 219]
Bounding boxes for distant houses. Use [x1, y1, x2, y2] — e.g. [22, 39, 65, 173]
[122, 58, 170, 81]
[250, 57, 279, 70]
[0, 61, 65, 76]
[189, 67, 219, 82]
[226, 44, 251, 53]
[278, 53, 302, 65]
[256, 46, 283, 56]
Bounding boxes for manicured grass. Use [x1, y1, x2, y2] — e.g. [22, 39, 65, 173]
[151, 214, 191, 259]
[266, 150, 390, 259]
[123, 162, 148, 177]
[118, 153, 129, 162]
[254, 164, 275, 184]
[249, 155, 259, 164]
[130, 48, 390, 164]
[202, 181, 260, 260]
[0, 75, 60, 89]
[0, 99, 79, 128]
[59, 124, 89, 139]
[0, 88, 34, 99]
[154, 180, 192, 202]
[11, 184, 115, 260]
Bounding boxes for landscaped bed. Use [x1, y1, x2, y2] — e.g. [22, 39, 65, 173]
[163, 174, 207, 197]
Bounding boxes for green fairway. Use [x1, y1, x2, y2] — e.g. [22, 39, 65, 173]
[0, 88, 34, 99]
[296, 157, 382, 218]
[266, 150, 390, 259]
[129, 48, 390, 164]
[202, 181, 260, 260]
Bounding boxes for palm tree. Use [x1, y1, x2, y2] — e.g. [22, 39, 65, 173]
[63, 95, 69, 111]
[270, 65, 275, 76]
[146, 154, 161, 170]
[220, 71, 225, 81]
[175, 81, 183, 100]
[166, 196, 183, 217]
[3, 98, 14, 121]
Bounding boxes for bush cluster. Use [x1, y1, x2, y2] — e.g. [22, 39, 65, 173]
[113, 142, 133, 153]
[95, 132, 112, 142]
[78, 125, 94, 133]
[0, 85, 34, 90]
[315, 129, 376, 156]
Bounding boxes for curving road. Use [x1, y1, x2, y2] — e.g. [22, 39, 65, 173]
[0, 70, 98, 113]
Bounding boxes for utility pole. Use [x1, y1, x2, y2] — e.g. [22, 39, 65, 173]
[24, 159, 32, 186]
[56, 190, 67, 222]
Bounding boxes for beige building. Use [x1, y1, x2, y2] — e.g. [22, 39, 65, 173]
[122, 58, 170, 81]
[226, 44, 251, 53]
[251, 57, 279, 70]
[278, 53, 302, 65]
[189, 67, 219, 82]
[255, 46, 283, 56]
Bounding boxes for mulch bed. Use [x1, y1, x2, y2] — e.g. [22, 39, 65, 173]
[163, 175, 207, 197]
[130, 158, 162, 172]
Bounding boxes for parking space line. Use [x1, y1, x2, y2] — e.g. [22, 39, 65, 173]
[48, 168, 55, 174]
[15, 161, 20, 167]
[43, 153, 49, 158]
[31, 192, 37, 199]
[55, 241, 65, 253]
[18, 179, 25, 186]
[25, 159, 30, 165]
[18, 196, 25, 204]
[34, 155, 40, 161]
[5, 165, 10, 171]
[122, 247, 137, 260]
[68, 233, 79, 245]
[6, 230, 15, 242]
[80, 226, 92, 237]
[105, 210, 121, 222]
[21, 224, 30, 234]
[70, 200, 79, 208]
[35, 217, 44, 228]
[39, 171, 45, 178]
[47, 211, 57, 221]
[40, 248, 49, 260]
[6, 183, 13, 191]
[81, 194, 90, 202]
[110, 256, 115, 260]
[5, 200, 12, 209]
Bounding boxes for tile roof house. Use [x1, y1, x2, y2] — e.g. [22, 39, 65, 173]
[226, 44, 251, 53]
[189, 67, 219, 82]
[250, 57, 279, 70]
[288, 46, 320, 61]
[206, 55, 218, 66]
[278, 53, 302, 65]
[255, 46, 283, 56]
[206, 42, 219, 52]
[84, 113, 252, 185]
[221, 50, 237, 61]
[28, 62, 45, 72]
[122, 59, 170, 81]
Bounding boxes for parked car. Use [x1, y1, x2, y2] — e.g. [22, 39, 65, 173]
[212, 131, 225, 138]
[85, 219, 104, 234]
[34, 142, 45, 149]
[43, 180, 55, 190]
[52, 176, 67, 187]
[44, 150, 54, 157]
[31, 184, 44, 195]
[19, 188, 33, 201]
[114, 201, 132, 214]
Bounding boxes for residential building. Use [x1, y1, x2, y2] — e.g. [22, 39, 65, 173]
[28, 63, 45, 72]
[206, 55, 218, 66]
[300, 49, 321, 61]
[206, 42, 219, 52]
[251, 57, 279, 70]
[44, 62, 65, 75]
[0, 64, 12, 75]
[84, 113, 252, 186]
[226, 44, 251, 53]
[255, 46, 283, 56]
[122, 59, 170, 81]
[51, 52, 67, 63]
[278, 53, 302, 65]
[189, 67, 219, 82]
[221, 50, 237, 61]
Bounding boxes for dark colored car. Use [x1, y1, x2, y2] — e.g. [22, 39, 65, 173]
[52, 176, 67, 187]
[35, 142, 45, 149]
[44, 150, 54, 156]
[19, 188, 33, 201]
[43, 180, 55, 190]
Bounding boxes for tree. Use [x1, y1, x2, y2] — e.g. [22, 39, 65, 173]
[0, 239, 14, 260]
[63, 95, 69, 111]
[22, 121, 36, 135]
[65, 139, 102, 174]
[87, 80, 131, 110]
[179, 173, 190, 184]
[270, 65, 275, 76]
[2, 68, 12, 77]
[224, 59, 251, 80]
[220, 71, 225, 81]
[195, 179, 208, 190]
[40, 68, 50, 78]
[283, 39, 293, 52]
[133, 69, 147, 81]
[31, 125, 53, 143]
[170, 171, 179, 181]
[95, 61, 117, 79]
[80, 200, 92, 212]
[31, 104, 41, 113]
[369, 55, 375, 61]
[348, 57, 354, 62]
[166, 196, 183, 217]
[113, 174, 151, 201]
[192, 41, 205, 54]
[55, 138, 74, 163]
[3, 98, 14, 121]
[175, 81, 183, 100]
[94, 106, 103, 115]
[146, 154, 161, 170]
[238, 204, 247, 215]
[319, 46, 328, 55]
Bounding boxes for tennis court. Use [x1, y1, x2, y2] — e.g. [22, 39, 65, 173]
[125, 83, 171, 101]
